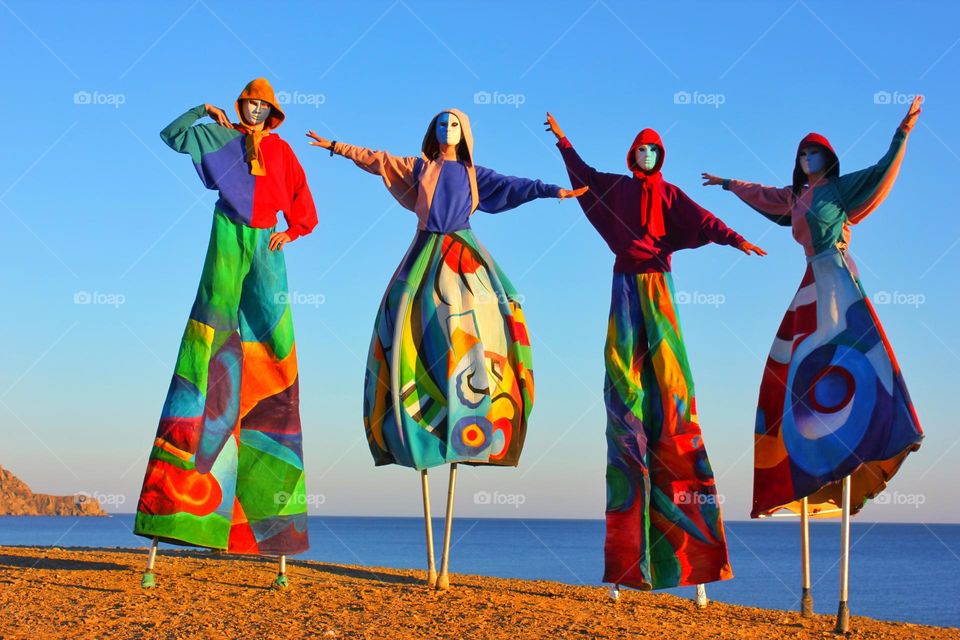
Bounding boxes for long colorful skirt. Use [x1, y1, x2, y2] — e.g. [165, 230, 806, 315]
[752, 249, 923, 517]
[603, 272, 732, 590]
[363, 229, 534, 470]
[135, 210, 309, 555]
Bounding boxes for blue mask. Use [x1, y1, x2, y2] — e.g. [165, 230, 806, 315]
[799, 147, 825, 175]
[436, 112, 462, 146]
[635, 144, 658, 171]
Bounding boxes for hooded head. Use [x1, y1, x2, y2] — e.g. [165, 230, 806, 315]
[421, 108, 474, 165]
[626, 128, 665, 178]
[792, 132, 839, 196]
[235, 78, 285, 131]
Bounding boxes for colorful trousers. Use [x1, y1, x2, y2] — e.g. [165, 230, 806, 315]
[135, 210, 309, 555]
[603, 272, 732, 590]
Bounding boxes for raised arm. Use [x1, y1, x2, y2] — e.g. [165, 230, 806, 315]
[838, 96, 920, 224]
[474, 166, 561, 213]
[159, 104, 240, 166]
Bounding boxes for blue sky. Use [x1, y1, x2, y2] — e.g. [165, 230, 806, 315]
[1, 1, 957, 523]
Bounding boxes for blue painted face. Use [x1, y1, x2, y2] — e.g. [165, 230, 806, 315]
[634, 144, 658, 171]
[436, 112, 462, 146]
[799, 146, 826, 175]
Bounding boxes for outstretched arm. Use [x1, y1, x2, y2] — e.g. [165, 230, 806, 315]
[674, 187, 767, 256]
[839, 95, 921, 224]
[703, 172, 793, 227]
[475, 166, 563, 213]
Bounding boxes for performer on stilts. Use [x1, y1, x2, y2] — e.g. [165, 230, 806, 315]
[135, 78, 318, 589]
[307, 109, 586, 590]
[545, 112, 762, 602]
[702, 96, 924, 631]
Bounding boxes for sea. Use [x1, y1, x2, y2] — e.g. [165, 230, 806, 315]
[0, 516, 957, 628]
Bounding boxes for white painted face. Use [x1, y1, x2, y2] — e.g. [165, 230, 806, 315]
[634, 144, 658, 172]
[241, 99, 272, 126]
[799, 145, 825, 175]
[435, 112, 462, 146]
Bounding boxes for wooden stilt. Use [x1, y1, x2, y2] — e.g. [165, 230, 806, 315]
[273, 554, 289, 589]
[695, 583, 708, 609]
[435, 463, 458, 591]
[835, 476, 852, 633]
[421, 469, 438, 587]
[609, 583, 621, 601]
[800, 497, 814, 617]
[141, 537, 158, 588]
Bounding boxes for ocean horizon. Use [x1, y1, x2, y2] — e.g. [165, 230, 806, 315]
[1, 516, 956, 628]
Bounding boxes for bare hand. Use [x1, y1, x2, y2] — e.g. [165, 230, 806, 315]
[269, 232, 291, 251]
[738, 240, 767, 256]
[544, 112, 565, 141]
[902, 95, 923, 131]
[306, 130, 333, 149]
[701, 173, 725, 186]
[205, 104, 231, 128]
[558, 186, 589, 199]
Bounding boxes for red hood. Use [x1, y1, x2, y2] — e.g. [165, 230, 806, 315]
[794, 132, 840, 186]
[626, 128, 665, 177]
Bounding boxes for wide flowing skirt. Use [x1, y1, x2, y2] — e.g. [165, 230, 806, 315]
[363, 229, 534, 470]
[135, 210, 309, 555]
[752, 249, 923, 518]
[603, 271, 732, 590]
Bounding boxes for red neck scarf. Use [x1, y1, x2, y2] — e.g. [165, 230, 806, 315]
[626, 129, 666, 239]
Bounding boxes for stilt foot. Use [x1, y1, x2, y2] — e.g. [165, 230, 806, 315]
[835, 600, 850, 633]
[273, 574, 289, 589]
[801, 588, 814, 617]
[140, 571, 156, 589]
[695, 584, 708, 609]
[609, 585, 620, 601]
[426, 568, 438, 587]
[435, 573, 450, 591]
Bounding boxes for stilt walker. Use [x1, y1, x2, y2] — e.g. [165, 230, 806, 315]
[307, 110, 584, 590]
[546, 112, 763, 603]
[704, 96, 925, 631]
[134, 78, 318, 587]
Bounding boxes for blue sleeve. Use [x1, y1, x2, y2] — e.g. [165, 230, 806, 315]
[160, 105, 243, 190]
[475, 165, 562, 214]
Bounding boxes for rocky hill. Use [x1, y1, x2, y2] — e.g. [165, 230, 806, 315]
[0, 465, 106, 516]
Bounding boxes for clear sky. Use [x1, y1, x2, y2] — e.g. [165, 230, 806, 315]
[1, 1, 957, 523]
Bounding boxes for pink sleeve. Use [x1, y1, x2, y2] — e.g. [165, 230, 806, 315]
[724, 179, 794, 227]
[332, 142, 419, 210]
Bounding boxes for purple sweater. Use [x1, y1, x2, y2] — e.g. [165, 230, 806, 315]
[558, 137, 744, 273]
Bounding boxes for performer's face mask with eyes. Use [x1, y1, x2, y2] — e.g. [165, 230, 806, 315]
[799, 146, 826, 176]
[241, 99, 272, 126]
[634, 144, 659, 172]
[436, 112, 462, 146]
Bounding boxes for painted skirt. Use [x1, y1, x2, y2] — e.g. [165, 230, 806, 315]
[363, 229, 534, 470]
[135, 210, 309, 555]
[603, 272, 732, 590]
[752, 249, 923, 518]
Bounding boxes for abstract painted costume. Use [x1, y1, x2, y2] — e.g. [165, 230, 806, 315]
[559, 130, 739, 589]
[723, 118, 923, 518]
[135, 85, 317, 555]
[336, 109, 559, 471]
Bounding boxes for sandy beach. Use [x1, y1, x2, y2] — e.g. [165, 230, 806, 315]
[0, 546, 954, 639]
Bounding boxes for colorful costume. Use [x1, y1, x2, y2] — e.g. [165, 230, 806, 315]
[558, 130, 738, 590]
[135, 79, 317, 555]
[723, 117, 923, 518]
[334, 109, 558, 471]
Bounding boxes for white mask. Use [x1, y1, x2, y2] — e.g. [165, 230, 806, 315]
[241, 99, 271, 126]
[799, 147, 825, 175]
[436, 112, 462, 146]
[634, 144, 658, 172]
